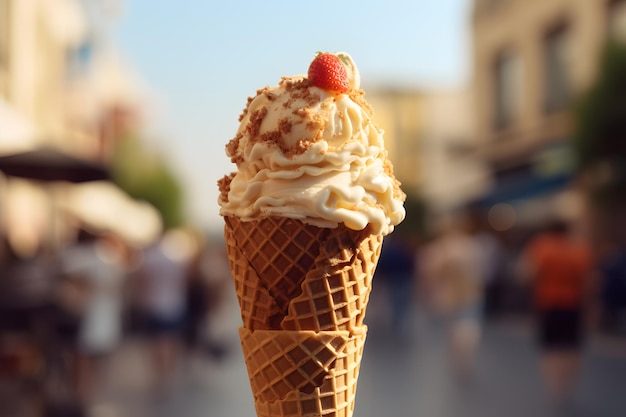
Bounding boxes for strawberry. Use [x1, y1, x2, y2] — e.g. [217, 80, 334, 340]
[307, 52, 350, 93]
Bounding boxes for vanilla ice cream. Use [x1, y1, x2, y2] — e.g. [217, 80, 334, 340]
[218, 53, 405, 236]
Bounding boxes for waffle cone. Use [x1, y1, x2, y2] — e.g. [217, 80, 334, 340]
[224, 216, 383, 331]
[239, 327, 367, 417]
[225, 226, 283, 329]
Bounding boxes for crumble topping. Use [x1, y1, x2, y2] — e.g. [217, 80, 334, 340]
[217, 173, 234, 203]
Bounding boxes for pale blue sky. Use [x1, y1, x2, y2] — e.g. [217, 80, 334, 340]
[113, 0, 472, 233]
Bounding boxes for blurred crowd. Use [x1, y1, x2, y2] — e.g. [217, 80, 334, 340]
[1, 206, 625, 417]
[375, 206, 626, 412]
[0, 227, 233, 417]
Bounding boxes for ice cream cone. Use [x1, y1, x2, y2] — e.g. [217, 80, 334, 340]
[225, 224, 283, 329]
[224, 216, 383, 331]
[239, 327, 367, 417]
[281, 226, 382, 332]
[218, 52, 406, 417]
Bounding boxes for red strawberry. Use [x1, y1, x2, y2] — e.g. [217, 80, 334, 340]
[307, 52, 350, 93]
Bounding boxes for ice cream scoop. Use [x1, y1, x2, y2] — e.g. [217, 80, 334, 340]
[218, 52, 405, 236]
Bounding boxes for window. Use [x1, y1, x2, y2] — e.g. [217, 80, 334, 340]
[66, 41, 93, 80]
[608, 0, 626, 42]
[543, 22, 571, 113]
[493, 48, 522, 130]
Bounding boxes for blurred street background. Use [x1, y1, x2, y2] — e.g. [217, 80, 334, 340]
[2, 0, 626, 416]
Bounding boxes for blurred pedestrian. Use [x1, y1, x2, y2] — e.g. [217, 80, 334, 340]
[59, 229, 129, 409]
[597, 237, 626, 333]
[421, 214, 486, 379]
[467, 208, 502, 318]
[522, 218, 595, 408]
[183, 235, 210, 356]
[134, 230, 191, 389]
[376, 233, 417, 341]
[200, 241, 236, 360]
[0, 237, 58, 416]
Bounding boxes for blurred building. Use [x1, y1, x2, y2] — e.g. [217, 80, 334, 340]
[419, 87, 491, 219]
[0, 0, 89, 152]
[0, 0, 142, 159]
[366, 89, 425, 194]
[472, 0, 626, 229]
[368, 86, 490, 234]
[0, 0, 160, 256]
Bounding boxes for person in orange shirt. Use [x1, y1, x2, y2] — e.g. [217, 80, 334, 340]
[524, 218, 595, 408]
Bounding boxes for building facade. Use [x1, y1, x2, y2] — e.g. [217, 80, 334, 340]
[367, 85, 490, 236]
[472, 0, 626, 227]
[0, 0, 155, 256]
[0, 0, 90, 150]
[418, 86, 491, 216]
[366, 88, 425, 195]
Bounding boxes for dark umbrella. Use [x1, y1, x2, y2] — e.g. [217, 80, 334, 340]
[0, 147, 110, 183]
[0, 147, 112, 255]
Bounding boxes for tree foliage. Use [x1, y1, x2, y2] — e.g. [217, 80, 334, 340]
[111, 136, 185, 229]
[573, 41, 626, 170]
[573, 41, 626, 203]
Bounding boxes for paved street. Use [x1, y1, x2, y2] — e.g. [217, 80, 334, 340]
[92, 290, 626, 417]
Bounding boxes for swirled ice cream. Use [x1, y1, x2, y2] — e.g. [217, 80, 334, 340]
[218, 52, 405, 236]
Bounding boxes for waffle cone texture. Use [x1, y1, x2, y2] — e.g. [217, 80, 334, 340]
[239, 327, 367, 417]
[224, 216, 383, 331]
[224, 215, 383, 417]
